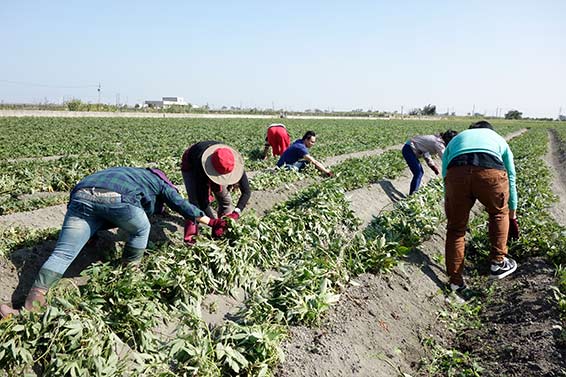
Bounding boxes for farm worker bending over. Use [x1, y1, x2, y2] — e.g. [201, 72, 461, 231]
[402, 130, 458, 195]
[262, 123, 291, 159]
[443, 121, 520, 295]
[276, 130, 332, 177]
[0, 167, 226, 318]
[181, 141, 251, 244]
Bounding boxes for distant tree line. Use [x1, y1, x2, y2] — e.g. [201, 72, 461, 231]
[0, 100, 564, 121]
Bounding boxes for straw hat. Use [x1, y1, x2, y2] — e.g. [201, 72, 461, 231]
[201, 144, 244, 185]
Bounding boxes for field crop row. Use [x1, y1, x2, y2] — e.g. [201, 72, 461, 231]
[0, 120, 558, 376]
[467, 128, 566, 263]
[0, 117, 461, 213]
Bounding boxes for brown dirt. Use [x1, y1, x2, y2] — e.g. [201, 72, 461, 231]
[276, 233, 448, 377]
[547, 130, 566, 226]
[454, 257, 565, 377]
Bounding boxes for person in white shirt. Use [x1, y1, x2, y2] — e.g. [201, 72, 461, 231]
[402, 130, 458, 194]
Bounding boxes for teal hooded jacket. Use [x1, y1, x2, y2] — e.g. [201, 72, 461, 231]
[441, 128, 517, 210]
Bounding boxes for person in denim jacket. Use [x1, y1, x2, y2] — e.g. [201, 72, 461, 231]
[0, 167, 225, 318]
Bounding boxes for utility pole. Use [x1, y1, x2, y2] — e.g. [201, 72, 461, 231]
[472, 104, 475, 117]
[97, 82, 101, 108]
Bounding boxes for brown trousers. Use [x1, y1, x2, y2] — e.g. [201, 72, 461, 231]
[444, 166, 509, 285]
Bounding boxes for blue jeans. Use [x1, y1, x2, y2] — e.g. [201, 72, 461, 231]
[283, 160, 307, 171]
[402, 143, 423, 195]
[39, 190, 150, 281]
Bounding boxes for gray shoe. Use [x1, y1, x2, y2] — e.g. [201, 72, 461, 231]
[490, 257, 517, 280]
[445, 283, 476, 304]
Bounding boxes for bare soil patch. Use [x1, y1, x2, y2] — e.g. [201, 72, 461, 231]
[547, 130, 566, 226]
[276, 233, 448, 377]
[455, 257, 565, 377]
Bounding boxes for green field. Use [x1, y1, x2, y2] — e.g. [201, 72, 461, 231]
[0, 117, 564, 376]
[0, 117, 531, 214]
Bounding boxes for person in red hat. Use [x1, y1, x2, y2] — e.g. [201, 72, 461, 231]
[180, 141, 251, 244]
[262, 123, 290, 159]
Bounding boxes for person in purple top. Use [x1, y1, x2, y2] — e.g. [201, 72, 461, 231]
[276, 131, 333, 177]
[0, 167, 226, 318]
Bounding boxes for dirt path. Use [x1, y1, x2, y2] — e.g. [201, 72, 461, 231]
[274, 169, 444, 376]
[323, 144, 402, 167]
[546, 130, 566, 226]
[277, 231, 448, 377]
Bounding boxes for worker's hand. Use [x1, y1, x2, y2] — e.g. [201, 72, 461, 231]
[509, 218, 520, 240]
[325, 171, 334, 178]
[431, 165, 440, 175]
[224, 211, 240, 221]
[208, 218, 227, 238]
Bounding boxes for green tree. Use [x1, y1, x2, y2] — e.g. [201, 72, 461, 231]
[504, 109, 522, 119]
[66, 99, 83, 111]
[422, 104, 437, 116]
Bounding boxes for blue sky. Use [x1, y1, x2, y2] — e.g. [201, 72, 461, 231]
[1, 1, 565, 117]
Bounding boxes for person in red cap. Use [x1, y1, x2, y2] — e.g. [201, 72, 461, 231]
[180, 141, 251, 244]
[262, 123, 290, 159]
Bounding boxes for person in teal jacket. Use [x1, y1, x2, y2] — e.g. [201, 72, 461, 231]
[442, 121, 519, 293]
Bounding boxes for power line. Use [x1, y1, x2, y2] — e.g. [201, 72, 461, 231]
[0, 79, 99, 89]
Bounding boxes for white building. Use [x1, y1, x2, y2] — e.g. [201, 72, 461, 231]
[144, 96, 187, 108]
[162, 97, 187, 106]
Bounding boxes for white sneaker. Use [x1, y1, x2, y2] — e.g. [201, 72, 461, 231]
[490, 257, 517, 280]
